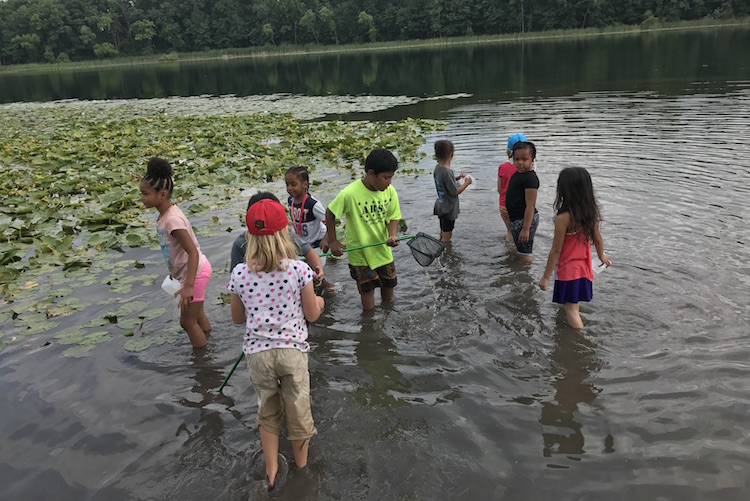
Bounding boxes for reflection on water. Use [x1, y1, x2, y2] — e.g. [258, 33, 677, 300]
[540, 330, 602, 461]
[1, 27, 749, 107]
[353, 312, 409, 409]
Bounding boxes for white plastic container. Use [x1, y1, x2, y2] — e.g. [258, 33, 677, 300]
[460, 174, 475, 190]
[161, 275, 182, 296]
[592, 256, 608, 274]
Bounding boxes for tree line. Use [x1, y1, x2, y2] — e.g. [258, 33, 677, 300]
[0, 0, 746, 66]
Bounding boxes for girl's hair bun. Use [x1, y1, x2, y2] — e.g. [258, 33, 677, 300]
[147, 157, 173, 179]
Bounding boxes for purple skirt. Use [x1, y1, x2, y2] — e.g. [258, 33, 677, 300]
[553, 278, 593, 304]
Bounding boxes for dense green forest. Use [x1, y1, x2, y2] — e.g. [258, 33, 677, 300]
[0, 0, 747, 65]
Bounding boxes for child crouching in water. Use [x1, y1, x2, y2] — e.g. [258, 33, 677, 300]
[139, 157, 211, 348]
[538, 167, 611, 329]
[228, 199, 325, 490]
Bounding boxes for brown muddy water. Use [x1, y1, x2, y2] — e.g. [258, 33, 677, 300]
[2, 28, 750, 500]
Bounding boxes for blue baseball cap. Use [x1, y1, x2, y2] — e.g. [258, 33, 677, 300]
[507, 133, 527, 150]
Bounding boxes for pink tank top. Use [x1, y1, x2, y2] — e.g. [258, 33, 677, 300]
[497, 161, 516, 206]
[555, 230, 594, 282]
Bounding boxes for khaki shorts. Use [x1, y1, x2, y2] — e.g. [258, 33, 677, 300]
[348, 261, 397, 294]
[246, 348, 317, 441]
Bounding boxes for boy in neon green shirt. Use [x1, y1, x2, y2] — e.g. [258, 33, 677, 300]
[325, 148, 402, 310]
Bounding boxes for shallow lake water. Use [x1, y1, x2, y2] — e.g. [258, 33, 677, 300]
[2, 27, 750, 500]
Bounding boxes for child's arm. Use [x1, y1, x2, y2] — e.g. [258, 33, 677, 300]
[304, 247, 324, 282]
[539, 213, 569, 290]
[497, 176, 503, 196]
[519, 188, 538, 243]
[592, 222, 611, 267]
[386, 218, 399, 247]
[171, 229, 199, 309]
[301, 282, 325, 322]
[325, 208, 344, 256]
[230, 294, 247, 324]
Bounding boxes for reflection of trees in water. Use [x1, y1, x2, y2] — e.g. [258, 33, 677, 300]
[540, 331, 606, 457]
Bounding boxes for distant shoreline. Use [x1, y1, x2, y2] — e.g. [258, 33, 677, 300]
[1, 18, 747, 76]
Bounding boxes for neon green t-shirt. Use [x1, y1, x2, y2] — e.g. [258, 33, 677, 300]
[327, 179, 401, 269]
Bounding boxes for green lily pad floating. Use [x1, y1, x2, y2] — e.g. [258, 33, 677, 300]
[117, 317, 143, 330]
[46, 298, 92, 318]
[139, 274, 158, 286]
[12, 313, 60, 337]
[107, 301, 149, 318]
[83, 316, 111, 328]
[0, 312, 9, 325]
[48, 287, 75, 298]
[215, 292, 232, 305]
[187, 202, 209, 214]
[54, 330, 110, 354]
[162, 326, 182, 344]
[124, 335, 165, 352]
[110, 282, 134, 294]
[139, 308, 166, 321]
[63, 345, 98, 357]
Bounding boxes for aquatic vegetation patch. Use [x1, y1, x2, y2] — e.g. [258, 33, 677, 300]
[0, 96, 446, 354]
[0, 101, 443, 290]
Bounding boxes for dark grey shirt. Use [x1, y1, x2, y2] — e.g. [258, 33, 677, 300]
[433, 164, 460, 220]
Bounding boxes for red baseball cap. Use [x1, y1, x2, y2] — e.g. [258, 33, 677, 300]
[245, 199, 288, 236]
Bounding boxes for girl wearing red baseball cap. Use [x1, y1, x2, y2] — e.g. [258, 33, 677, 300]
[227, 199, 325, 490]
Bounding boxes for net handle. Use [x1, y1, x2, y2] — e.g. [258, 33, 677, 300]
[318, 235, 415, 258]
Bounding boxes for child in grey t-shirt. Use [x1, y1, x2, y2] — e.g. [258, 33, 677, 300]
[432, 140, 472, 243]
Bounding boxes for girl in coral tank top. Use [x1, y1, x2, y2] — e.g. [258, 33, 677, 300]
[538, 167, 611, 329]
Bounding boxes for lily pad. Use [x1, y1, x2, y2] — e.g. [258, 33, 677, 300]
[12, 313, 60, 336]
[46, 298, 92, 318]
[83, 317, 111, 328]
[62, 345, 96, 357]
[117, 317, 143, 330]
[139, 308, 166, 321]
[123, 336, 162, 352]
[139, 274, 158, 286]
[48, 287, 75, 298]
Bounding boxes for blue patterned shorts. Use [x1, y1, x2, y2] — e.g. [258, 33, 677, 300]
[510, 212, 539, 256]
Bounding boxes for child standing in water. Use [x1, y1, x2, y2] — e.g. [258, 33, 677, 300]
[433, 139, 471, 243]
[139, 157, 212, 348]
[325, 148, 401, 311]
[538, 167, 611, 329]
[505, 141, 540, 263]
[498, 133, 527, 243]
[285, 166, 328, 251]
[228, 199, 324, 490]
